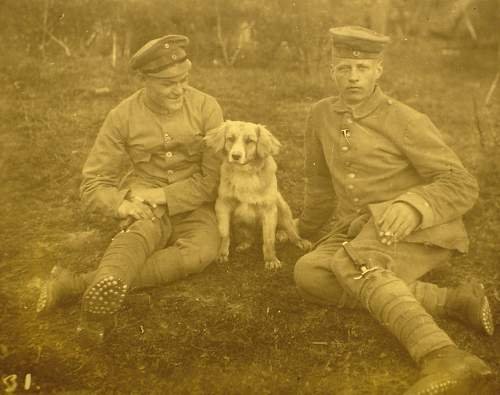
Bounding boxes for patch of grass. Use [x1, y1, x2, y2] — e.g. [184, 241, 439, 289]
[1, 36, 499, 394]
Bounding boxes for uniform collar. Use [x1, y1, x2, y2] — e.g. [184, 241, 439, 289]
[331, 85, 387, 119]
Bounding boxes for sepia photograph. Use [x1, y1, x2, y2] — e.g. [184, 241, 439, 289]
[1, 0, 499, 393]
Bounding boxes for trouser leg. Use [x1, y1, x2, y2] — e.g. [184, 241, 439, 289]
[294, 224, 451, 314]
[330, 220, 455, 364]
[133, 204, 220, 288]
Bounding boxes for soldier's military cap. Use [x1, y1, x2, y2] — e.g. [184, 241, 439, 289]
[129, 35, 192, 79]
[329, 26, 390, 59]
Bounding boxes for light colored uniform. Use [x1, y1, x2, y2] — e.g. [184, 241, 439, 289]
[295, 86, 479, 362]
[80, 86, 223, 286]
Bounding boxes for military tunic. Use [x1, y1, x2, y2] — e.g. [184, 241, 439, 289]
[298, 86, 478, 252]
[79, 85, 223, 289]
[81, 85, 223, 217]
[295, 87, 479, 321]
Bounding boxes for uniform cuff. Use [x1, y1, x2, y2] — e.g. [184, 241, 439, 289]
[394, 191, 434, 229]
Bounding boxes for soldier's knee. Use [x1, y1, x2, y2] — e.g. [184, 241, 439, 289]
[177, 236, 219, 275]
[127, 218, 162, 240]
[294, 254, 317, 291]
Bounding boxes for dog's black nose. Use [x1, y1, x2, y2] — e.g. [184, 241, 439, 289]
[231, 153, 241, 160]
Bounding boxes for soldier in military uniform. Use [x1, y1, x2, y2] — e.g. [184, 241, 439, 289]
[37, 35, 223, 340]
[294, 26, 494, 394]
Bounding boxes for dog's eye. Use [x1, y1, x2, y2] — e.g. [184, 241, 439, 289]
[244, 137, 255, 144]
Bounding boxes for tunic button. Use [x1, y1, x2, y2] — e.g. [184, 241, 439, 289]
[166, 151, 173, 158]
[353, 197, 360, 203]
[347, 184, 355, 190]
[347, 173, 356, 179]
[172, 54, 177, 60]
[341, 146, 349, 152]
[164, 43, 170, 49]
[388, 99, 393, 105]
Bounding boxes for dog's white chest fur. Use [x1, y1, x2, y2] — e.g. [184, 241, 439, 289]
[219, 159, 278, 224]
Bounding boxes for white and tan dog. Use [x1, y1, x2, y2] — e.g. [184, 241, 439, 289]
[204, 120, 311, 269]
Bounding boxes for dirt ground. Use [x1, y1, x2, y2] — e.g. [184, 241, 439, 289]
[1, 35, 499, 394]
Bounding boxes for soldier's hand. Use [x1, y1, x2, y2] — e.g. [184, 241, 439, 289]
[378, 202, 422, 245]
[118, 199, 156, 221]
[131, 188, 166, 208]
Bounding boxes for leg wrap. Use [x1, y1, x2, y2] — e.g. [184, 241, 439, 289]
[81, 217, 171, 318]
[359, 270, 455, 363]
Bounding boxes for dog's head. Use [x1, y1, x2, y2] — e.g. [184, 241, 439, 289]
[204, 120, 281, 165]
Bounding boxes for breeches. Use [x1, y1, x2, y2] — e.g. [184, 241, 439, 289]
[294, 218, 452, 308]
[97, 204, 221, 286]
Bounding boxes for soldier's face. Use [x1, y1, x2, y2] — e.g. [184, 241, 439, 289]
[331, 58, 383, 105]
[145, 74, 189, 112]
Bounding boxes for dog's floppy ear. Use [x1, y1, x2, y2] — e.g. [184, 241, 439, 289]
[256, 125, 281, 158]
[204, 122, 228, 153]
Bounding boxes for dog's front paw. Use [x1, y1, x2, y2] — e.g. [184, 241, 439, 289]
[276, 229, 288, 243]
[217, 249, 229, 263]
[265, 257, 282, 270]
[297, 238, 313, 252]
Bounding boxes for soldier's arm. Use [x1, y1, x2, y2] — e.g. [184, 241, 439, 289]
[298, 109, 336, 238]
[80, 110, 131, 218]
[393, 113, 479, 228]
[160, 97, 224, 216]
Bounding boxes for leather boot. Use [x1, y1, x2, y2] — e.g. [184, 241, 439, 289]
[36, 266, 93, 314]
[403, 346, 494, 395]
[444, 281, 494, 336]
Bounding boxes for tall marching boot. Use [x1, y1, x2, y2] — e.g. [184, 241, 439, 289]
[78, 229, 153, 344]
[409, 280, 494, 336]
[332, 243, 493, 394]
[36, 266, 94, 314]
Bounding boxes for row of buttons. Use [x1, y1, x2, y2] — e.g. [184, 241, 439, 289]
[164, 133, 174, 159]
[341, 117, 361, 211]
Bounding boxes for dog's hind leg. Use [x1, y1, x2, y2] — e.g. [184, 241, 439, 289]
[277, 193, 312, 251]
[215, 199, 232, 263]
[261, 205, 281, 270]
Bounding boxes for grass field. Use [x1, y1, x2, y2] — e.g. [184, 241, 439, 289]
[1, 36, 499, 394]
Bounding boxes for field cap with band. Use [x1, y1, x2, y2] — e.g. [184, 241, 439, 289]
[129, 35, 192, 79]
[329, 26, 390, 59]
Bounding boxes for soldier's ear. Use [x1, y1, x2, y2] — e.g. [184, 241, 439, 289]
[204, 122, 228, 153]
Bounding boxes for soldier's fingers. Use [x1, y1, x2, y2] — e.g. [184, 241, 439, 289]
[140, 205, 156, 220]
[379, 208, 398, 235]
[130, 210, 142, 220]
[395, 223, 413, 242]
[389, 217, 408, 239]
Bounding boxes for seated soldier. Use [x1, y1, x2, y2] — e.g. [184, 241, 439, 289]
[294, 26, 494, 394]
[37, 35, 223, 341]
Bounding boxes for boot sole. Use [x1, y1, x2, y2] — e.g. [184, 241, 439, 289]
[472, 283, 494, 336]
[479, 294, 494, 336]
[82, 275, 128, 319]
[36, 265, 64, 315]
